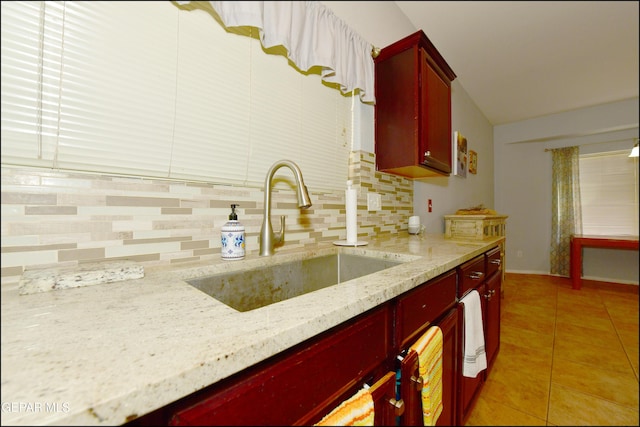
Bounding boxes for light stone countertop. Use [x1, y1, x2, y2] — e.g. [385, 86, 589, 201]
[1, 233, 504, 426]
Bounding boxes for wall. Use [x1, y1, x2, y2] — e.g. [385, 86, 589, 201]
[1, 153, 412, 288]
[494, 98, 639, 284]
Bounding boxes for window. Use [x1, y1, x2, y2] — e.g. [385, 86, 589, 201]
[1, 1, 351, 191]
[579, 150, 639, 235]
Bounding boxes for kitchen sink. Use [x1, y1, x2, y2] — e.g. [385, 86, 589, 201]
[186, 252, 405, 312]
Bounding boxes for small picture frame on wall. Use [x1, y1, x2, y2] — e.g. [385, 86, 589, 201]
[469, 150, 477, 174]
[453, 131, 467, 177]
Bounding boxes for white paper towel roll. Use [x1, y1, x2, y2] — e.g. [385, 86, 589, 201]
[345, 181, 357, 244]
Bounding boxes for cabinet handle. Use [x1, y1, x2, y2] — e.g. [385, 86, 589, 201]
[468, 271, 484, 280]
[410, 375, 424, 391]
[388, 398, 405, 416]
[424, 150, 431, 157]
[484, 289, 496, 300]
[490, 259, 501, 265]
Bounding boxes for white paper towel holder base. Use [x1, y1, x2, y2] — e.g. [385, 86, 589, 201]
[332, 240, 368, 246]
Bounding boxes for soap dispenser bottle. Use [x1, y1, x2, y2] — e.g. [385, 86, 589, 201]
[221, 204, 245, 260]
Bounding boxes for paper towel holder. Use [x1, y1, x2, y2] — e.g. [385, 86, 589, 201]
[333, 180, 368, 246]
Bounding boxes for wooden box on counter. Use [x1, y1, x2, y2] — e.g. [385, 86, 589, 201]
[444, 214, 508, 241]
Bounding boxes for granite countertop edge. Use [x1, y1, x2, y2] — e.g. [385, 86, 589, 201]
[0, 233, 504, 426]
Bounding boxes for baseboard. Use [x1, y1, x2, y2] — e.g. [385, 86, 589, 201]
[582, 275, 638, 286]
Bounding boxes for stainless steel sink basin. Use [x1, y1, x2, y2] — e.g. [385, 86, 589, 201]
[186, 253, 404, 312]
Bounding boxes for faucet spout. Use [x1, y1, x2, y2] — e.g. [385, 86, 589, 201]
[259, 160, 312, 257]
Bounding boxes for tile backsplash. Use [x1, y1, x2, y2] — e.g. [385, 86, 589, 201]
[1, 151, 412, 288]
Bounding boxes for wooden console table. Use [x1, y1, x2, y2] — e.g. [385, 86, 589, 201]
[570, 235, 639, 290]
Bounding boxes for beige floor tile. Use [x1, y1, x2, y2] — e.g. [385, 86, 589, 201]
[555, 309, 617, 332]
[503, 300, 557, 318]
[557, 284, 603, 300]
[627, 348, 639, 380]
[551, 357, 639, 409]
[613, 318, 640, 339]
[501, 310, 556, 335]
[465, 393, 547, 426]
[501, 323, 555, 351]
[553, 337, 632, 374]
[467, 274, 638, 426]
[560, 303, 610, 320]
[555, 321, 624, 350]
[548, 383, 640, 426]
[480, 372, 550, 420]
[602, 296, 639, 317]
[491, 341, 553, 376]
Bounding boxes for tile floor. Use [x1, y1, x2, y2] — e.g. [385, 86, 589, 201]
[465, 273, 639, 426]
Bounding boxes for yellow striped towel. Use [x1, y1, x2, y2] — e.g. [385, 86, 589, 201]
[315, 387, 375, 426]
[409, 325, 444, 426]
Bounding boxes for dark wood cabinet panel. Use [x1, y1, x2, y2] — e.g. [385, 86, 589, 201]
[395, 270, 460, 426]
[369, 371, 404, 426]
[456, 245, 502, 425]
[457, 282, 486, 425]
[421, 52, 452, 174]
[458, 254, 486, 297]
[486, 245, 502, 279]
[484, 269, 502, 372]
[395, 269, 457, 350]
[374, 30, 456, 179]
[399, 305, 460, 426]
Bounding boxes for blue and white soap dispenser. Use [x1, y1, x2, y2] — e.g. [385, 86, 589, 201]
[221, 204, 245, 260]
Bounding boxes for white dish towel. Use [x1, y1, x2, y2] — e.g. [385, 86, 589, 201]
[460, 289, 487, 378]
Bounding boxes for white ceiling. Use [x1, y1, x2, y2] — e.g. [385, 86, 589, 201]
[393, 1, 639, 125]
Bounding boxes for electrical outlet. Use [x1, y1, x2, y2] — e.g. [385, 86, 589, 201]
[367, 192, 382, 211]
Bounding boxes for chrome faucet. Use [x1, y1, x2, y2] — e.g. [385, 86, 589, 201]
[259, 160, 312, 256]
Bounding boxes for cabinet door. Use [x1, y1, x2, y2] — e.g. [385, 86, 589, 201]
[420, 49, 452, 175]
[458, 282, 486, 426]
[374, 46, 420, 173]
[484, 271, 501, 373]
[395, 270, 457, 351]
[167, 304, 392, 426]
[399, 305, 459, 426]
[436, 306, 459, 427]
[370, 371, 404, 426]
[374, 30, 455, 179]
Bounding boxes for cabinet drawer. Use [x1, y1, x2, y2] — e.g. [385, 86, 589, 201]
[457, 255, 485, 297]
[395, 270, 456, 349]
[486, 246, 502, 278]
[169, 304, 392, 426]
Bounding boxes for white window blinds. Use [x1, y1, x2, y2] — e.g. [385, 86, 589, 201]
[579, 150, 639, 236]
[1, 1, 351, 191]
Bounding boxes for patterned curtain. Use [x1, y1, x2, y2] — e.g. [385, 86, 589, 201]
[550, 146, 583, 276]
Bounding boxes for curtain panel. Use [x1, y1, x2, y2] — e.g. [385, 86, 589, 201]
[177, 1, 375, 103]
[550, 146, 583, 276]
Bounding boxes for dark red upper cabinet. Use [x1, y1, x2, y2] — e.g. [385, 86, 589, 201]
[374, 30, 456, 179]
